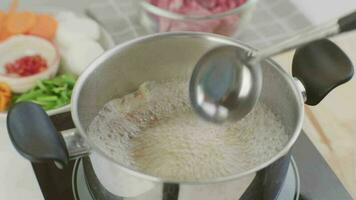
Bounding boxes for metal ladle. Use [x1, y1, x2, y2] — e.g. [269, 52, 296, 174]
[189, 11, 356, 123]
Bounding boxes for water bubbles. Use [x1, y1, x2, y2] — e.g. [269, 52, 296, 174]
[87, 79, 288, 181]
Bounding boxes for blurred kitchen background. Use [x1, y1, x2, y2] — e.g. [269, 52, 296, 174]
[2, 0, 356, 48]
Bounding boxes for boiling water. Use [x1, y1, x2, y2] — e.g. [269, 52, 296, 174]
[87, 80, 288, 181]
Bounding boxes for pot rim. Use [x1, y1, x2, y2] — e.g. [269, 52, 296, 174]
[71, 32, 304, 185]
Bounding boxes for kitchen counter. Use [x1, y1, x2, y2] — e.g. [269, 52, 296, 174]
[273, 32, 356, 199]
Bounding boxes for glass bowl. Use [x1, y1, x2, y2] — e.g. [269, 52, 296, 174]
[140, 0, 257, 36]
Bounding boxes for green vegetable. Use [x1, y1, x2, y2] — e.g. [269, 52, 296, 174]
[12, 74, 77, 110]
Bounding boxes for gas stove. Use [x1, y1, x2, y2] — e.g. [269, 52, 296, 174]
[29, 113, 352, 200]
[72, 157, 299, 200]
[30, 131, 352, 200]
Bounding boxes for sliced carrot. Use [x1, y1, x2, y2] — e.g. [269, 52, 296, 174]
[0, 13, 11, 42]
[0, 11, 4, 25]
[0, 27, 12, 41]
[0, 95, 7, 111]
[0, 82, 12, 98]
[5, 11, 37, 34]
[0, 95, 10, 112]
[0, 82, 12, 111]
[28, 14, 57, 40]
[0, 13, 4, 37]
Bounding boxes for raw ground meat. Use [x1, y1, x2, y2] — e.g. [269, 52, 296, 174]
[148, 0, 246, 34]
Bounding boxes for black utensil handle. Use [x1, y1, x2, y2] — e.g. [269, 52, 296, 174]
[292, 39, 354, 105]
[338, 10, 356, 33]
[7, 102, 69, 167]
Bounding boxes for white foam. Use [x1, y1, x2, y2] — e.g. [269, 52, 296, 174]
[87, 80, 288, 181]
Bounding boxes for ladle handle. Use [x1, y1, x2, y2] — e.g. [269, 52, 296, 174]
[292, 39, 354, 105]
[338, 11, 356, 32]
[256, 10, 356, 61]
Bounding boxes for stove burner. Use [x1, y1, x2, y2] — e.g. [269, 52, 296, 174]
[31, 132, 352, 200]
[72, 158, 300, 200]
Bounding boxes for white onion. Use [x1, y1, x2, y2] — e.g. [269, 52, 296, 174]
[56, 17, 100, 48]
[61, 40, 104, 75]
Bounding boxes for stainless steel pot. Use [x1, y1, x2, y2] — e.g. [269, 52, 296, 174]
[7, 32, 353, 200]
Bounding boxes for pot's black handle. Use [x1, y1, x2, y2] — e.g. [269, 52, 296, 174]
[338, 11, 356, 33]
[7, 102, 69, 167]
[292, 39, 354, 105]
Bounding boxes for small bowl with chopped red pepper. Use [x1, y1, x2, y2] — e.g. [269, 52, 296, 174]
[5, 54, 49, 77]
[0, 35, 60, 93]
[0, 35, 69, 115]
[141, 0, 257, 36]
[0, 4, 115, 118]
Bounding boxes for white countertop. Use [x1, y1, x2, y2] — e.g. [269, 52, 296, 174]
[1, 0, 356, 199]
[0, 121, 43, 199]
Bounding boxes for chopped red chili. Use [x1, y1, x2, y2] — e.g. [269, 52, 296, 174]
[5, 54, 48, 77]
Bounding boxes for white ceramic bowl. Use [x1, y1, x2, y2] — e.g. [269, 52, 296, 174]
[0, 35, 60, 93]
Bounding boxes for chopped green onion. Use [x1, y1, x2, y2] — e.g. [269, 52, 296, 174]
[12, 74, 77, 110]
[36, 96, 59, 102]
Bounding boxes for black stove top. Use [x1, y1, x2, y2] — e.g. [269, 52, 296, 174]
[31, 131, 352, 200]
[292, 133, 352, 200]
